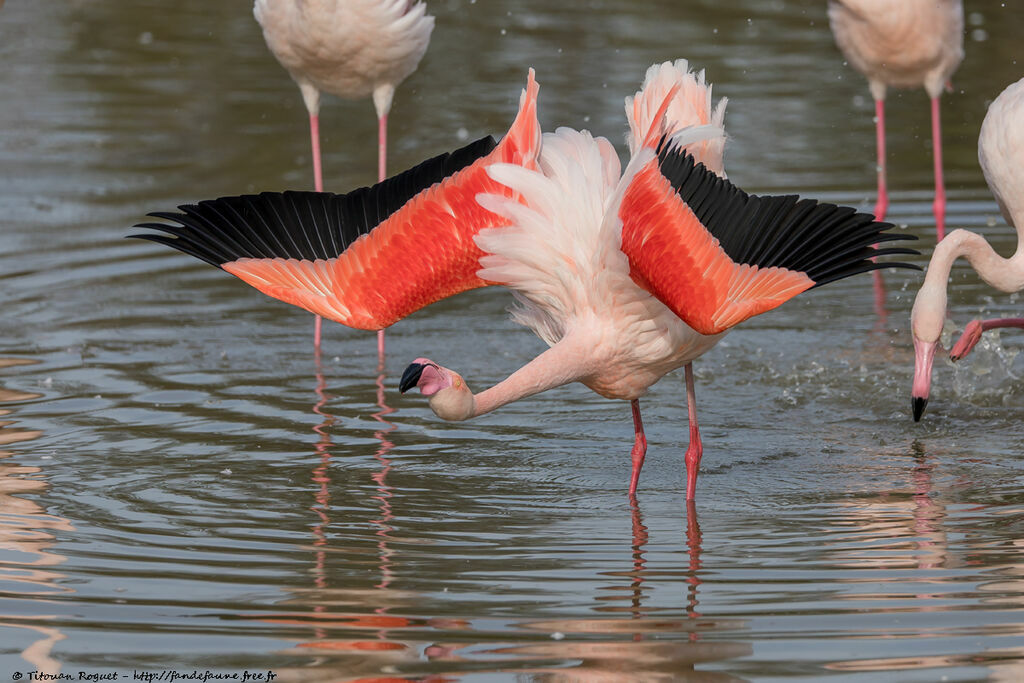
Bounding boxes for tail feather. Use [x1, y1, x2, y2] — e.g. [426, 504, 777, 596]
[494, 68, 542, 170]
[625, 59, 728, 174]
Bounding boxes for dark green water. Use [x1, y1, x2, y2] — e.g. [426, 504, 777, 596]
[2, 0, 1024, 680]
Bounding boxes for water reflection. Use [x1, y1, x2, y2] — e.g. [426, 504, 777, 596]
[496, 502, 748, 681]
[247, 360, 415, 679]
[0, 358, 72, 675]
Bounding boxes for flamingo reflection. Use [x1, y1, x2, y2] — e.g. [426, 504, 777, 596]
[464, 499, 751, 681]
[0, 358, 73, 677]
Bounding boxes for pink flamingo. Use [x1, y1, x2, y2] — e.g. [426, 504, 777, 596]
[254, 0, 434, 352]
[133, 63, 917, 500]
[828, 0, 964, 238]
[910, 76, 1024, 421]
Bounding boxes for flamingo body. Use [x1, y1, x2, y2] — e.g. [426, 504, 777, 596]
[910, 77, 1024, 420]
[828, 0, 963, 100]
[254, 0, 434, 119]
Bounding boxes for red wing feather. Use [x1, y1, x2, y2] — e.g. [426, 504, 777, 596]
[619, 141, 919, 336]
[620, 160, 813, 335]
[134, 71, 542, 331]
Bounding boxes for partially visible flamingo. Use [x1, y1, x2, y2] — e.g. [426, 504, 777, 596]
[133, 62, 918, 500]
[828, 0, 964, 239]
[254, 0, 434, 352]
[910, 76, 1024, 421]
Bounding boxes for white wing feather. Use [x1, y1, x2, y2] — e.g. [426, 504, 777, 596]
[475, 129, 631, 345]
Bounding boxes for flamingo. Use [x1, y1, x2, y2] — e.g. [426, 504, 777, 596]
[254, 0, 434, 352]
[828, 0, 964, 239]
[132, 62, 918, 500]
[910, 76, 1024, 421]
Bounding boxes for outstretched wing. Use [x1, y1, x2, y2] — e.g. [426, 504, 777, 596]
[616, 138, 919, 336]
[132, 71, 542, 331]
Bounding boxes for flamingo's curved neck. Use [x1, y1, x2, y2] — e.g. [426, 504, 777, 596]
[471, 336, 591, 418]
[924, 228, 1024, 295]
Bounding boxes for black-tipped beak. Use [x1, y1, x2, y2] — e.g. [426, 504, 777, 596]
[912, 396, 928, 422]
[399, 362, 426, 393]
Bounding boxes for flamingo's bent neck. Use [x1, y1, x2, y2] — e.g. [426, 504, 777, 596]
[402, 335, 593, 422]
[912, 228, 1024, 344]
[470, 338, 590, 418]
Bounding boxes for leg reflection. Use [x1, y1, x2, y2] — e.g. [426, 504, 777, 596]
[310, 355, 336, 641]
[627, 494, 649, 626]
[684, 499, 703, 622]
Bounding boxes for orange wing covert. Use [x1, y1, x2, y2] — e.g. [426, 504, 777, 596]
[619, 140, 920, 336]
[133, 71, 542, 331]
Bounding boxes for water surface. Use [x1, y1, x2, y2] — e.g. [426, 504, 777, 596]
[3, 0, 1024, 679]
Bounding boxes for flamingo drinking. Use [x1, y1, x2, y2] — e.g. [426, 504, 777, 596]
[910, 76, 1024, 421]
[828, 0, 964, 238]
[133, 63, 918, 500]
[254, 0, 434, 352]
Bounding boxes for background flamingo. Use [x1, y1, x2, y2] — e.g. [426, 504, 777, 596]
[254, 0, 434, 352]
[133, 62, 917, 501]
[828, 0, 964, 239]
[910, 76, 1024, 421]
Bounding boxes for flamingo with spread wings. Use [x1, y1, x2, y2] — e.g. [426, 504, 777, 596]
[133, 63, 918, 500]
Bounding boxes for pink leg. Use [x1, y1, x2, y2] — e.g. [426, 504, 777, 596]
[683, 363, 703, 501]
[376, 113, 388, 364]
[627, 399, 647, 497]
[950, 318, 1024, 361]
[378, 113, 388, 183]
[309, 114, 324, 349]
[871, 99, 888, 314]
[873, 98, 888, 222]
[930, 96, 946, 241]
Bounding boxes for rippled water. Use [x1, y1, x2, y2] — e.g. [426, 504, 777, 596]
[3, 0, 1024, 679]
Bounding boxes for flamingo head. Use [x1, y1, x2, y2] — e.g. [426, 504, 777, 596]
[911, 336, 937, 422]
[910, 284, 946, 422]
[399, 357, 474, 421]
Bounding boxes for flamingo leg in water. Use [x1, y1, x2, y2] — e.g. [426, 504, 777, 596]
[950, 318, 1024, 361]
[873, 98, 888, 222]
[931, 96, 947, 241]
[376, 113, 388, 363]
[627, 398, 647, 497]
[871, 98, 888, 315]
[684, 363, 703, 501]
[309, 113, 324, 349]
